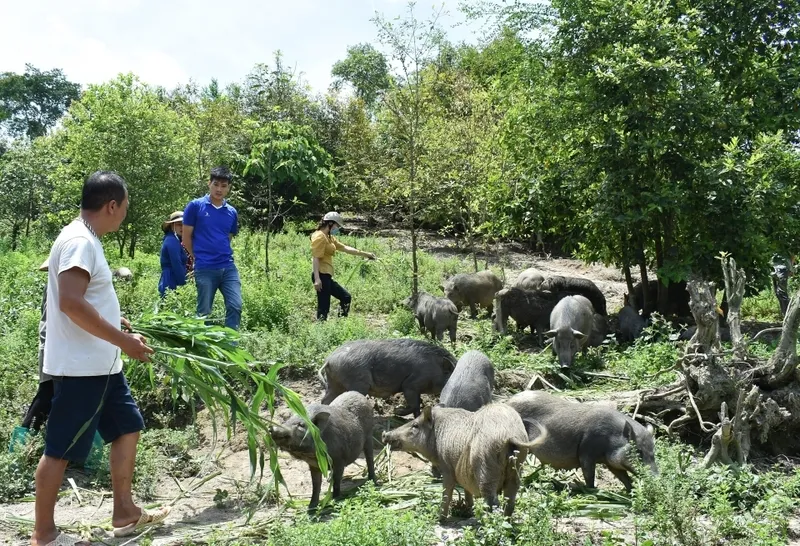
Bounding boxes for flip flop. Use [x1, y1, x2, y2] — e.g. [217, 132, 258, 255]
[42, 532, 91, 546]
[112, 506, 171, 538]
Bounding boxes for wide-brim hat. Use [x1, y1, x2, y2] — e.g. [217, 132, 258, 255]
[162, 211, 184, 231]
[323, 211, 345, 227]
[37, 259, 49, 272]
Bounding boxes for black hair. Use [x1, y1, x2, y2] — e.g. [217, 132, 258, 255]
[210, 166, 232, 183]
[81, 171, 128, 211]
[317, 220, 336, 230]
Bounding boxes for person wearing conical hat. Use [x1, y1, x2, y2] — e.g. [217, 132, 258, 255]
[311, 212, 376, 321]
[158, 211, 190, 298]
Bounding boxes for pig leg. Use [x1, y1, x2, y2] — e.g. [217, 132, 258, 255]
[464, 490, 474, 510]
[309, 467, 323, 510]
[608, 466, 633, 492]
[448, 325, 456, 345]
[417, 316, 425, 333]
[332, 462, 345, 498]
[580, 458, 597, 489]
[440, 475, 456, 521]
[396, 385, 421, 417]
[469, 302, 478, 318]
[364, 436, 377, 484]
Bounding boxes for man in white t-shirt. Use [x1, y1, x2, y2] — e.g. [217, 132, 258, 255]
[31, 171, 169, 546]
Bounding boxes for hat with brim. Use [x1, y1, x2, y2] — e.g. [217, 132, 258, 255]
[162, 211, 184, 231]
[323, 211, 345, 228]
[37, 259, 49, 272]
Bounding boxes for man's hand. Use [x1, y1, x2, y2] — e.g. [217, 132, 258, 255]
[314, 278, 323, 292]
[121, 333, 154, 362]
[364, 252, 377, 260]
[120, 317, 131, 331]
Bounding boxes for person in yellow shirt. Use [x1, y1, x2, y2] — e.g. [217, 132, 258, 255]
[311, 212, 376, 320]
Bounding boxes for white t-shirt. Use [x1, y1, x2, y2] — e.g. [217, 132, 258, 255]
[43, 220, 123, 377]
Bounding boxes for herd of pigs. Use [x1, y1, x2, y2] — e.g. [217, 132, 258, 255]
[269, 268, 669, 519]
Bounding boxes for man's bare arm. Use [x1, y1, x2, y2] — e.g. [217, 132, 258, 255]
[58, 267, 153, 361]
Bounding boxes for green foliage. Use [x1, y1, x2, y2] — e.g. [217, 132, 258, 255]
[632, 442, 800, 545]
[331, 43, 392, 109]
[0, 64, 80, 139]
[51, 73, 196, 258]
[265, 485, 437, 546]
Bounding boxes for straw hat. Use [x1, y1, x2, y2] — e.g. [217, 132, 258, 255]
[37, 259, 49, 272]
[162, 211, 184, 231]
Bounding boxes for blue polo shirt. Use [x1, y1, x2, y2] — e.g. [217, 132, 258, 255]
[183, 195, 239, 270]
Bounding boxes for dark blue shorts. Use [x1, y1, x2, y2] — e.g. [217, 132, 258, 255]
[45, 372, 145, 462]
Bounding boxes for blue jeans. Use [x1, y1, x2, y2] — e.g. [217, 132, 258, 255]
[195, 265, 242, 330]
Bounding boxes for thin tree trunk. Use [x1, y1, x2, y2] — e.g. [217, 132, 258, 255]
[721, 256, 746, 358]
[638, 243, 650, 316]
[11, 222, 19, 251]
[128, 231, 137, 259]
[654, 234, 669, 315]
[623, 263, 634, 303]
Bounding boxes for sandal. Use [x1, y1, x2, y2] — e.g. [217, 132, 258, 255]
[42, 532, 91, 546]
[112, 506, 171, 538]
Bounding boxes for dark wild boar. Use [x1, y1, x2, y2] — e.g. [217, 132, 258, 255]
[512, 268, 545, 291]
[540, 275, 607, 316]
[439, 350, 495, 412]
[493, 287, 560, 345]
[319, 339, 456, 417]
[403, 290, 459, 344]
[506, 390, 657, 491]
[269, 391, 376, 509]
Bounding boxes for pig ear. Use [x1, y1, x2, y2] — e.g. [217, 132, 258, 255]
[545, 329, 557, 337]
[623, 421, 634, 441]
[572, 329, 586, 340]
[312, 411, 331, 433]
[422, 406, 433, 423]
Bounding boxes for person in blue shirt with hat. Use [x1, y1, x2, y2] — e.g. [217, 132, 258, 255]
[182, 166, 242, 330]
[158, 210, 191, 298]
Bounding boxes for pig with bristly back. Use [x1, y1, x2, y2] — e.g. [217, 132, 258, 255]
[269, 391, 377, 509]
[382, 403, 548, 520]
[618, 304, 646, 343]
[493, 287, 560, 345]
[318, 339, 457, 417]
[442, 270, 504, 318]
[512, 268, 545, 291]
[439, 350, 495, 412]
[540, 275, 607, 316]
[403, 290, 459, 344]
[506, 391, 657, 491]
[547, 295, 595, 368]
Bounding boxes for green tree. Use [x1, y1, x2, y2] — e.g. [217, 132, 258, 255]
[239, 120, 334, 272]
[483, 0, 800, 311]
[375, 2, 446, 296]
[331, 43, 392, 110]
[52, 74, 195, 257]
[0, 64, 81, 140]
[0, 137, 59, 249]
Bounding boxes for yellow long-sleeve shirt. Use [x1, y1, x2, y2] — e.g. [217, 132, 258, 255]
[311, 230, 346, 276]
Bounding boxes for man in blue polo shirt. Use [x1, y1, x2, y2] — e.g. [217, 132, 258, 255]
[182, 166, 242, 330]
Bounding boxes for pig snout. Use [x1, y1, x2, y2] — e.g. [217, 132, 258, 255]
[381, 430, 403, 450]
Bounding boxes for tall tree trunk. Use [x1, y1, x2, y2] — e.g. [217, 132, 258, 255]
[11, 222, 20, 251]
[654, 233, 669, 315]
[623, 263, 634, 303]
[637, 243, 650, 316]
[128, 231, 137, 259]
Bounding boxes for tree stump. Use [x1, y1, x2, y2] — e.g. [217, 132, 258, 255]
[766, 290, 800, 388]
[685, 279, 721, 355]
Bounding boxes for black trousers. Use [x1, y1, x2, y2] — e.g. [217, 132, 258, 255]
[314, 273, 351, 321]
